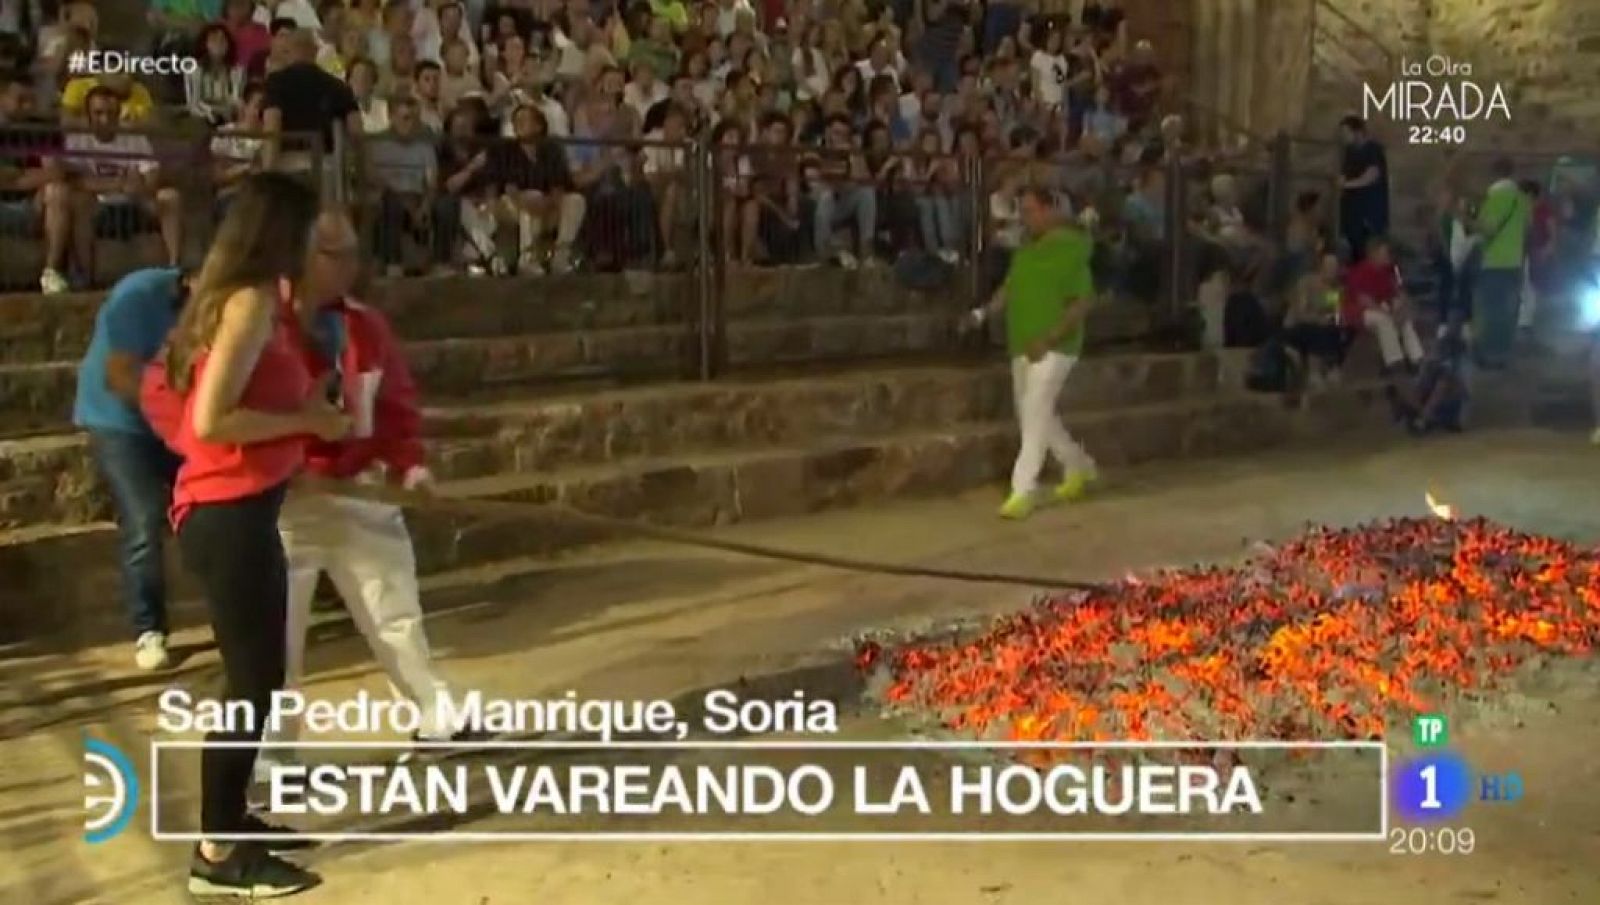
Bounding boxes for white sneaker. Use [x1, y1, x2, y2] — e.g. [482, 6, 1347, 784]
[517, 250, 544, 276]
[39, 268, 67, 294]
[936, 249, 960, 264]
[252, 750, 298, 786]
[550, 246, 574, 275]
[836, 250, 859, 271]
[134, 631, 170, 670]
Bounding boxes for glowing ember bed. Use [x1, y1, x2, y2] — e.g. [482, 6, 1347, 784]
[859, 517, 1600, 742]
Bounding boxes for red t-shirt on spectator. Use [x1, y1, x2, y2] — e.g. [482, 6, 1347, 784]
[1340, 257, 1399, 327]
[226, 20, 271, 77]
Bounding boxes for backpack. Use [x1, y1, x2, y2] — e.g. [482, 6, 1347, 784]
[893, 250, 954, 291]
[1245, 336, 1291, 393]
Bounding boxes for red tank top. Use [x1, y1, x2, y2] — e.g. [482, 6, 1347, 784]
[167, 289, 315, 530]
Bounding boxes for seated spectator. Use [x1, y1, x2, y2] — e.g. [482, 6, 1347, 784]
[490, 104, 586, 275]
[1392, 317, 1469, 434]
[380, 34, 422, 96]
[1111, 39, 1160, 130]
[149, 0, 215, 55]
[642, 103, 692, 267]
[0, 78, 81, 294]
[1342, 235, 1424, 373]
[210, 82, 268, 208]
[496, 56, 569, 138]
[1282, 250, 1351, 390]
[808, 113, 877, 269]
[347, 57, 390, 134]
[369, 96, 456, 275]
[624, 59, 669, 123]
[554, 16, 615, 85]
[1196, 172, 1268, 278]
[348, 0, 383, 34]
[414, 0, 474, 64]
[907, 128, 961, 262]
[438, 39, 483, 111]
[1121, 163, 1164, 245]
[629, 16, 681, 84]
[256, 0, 322, 32]
[220, 0, 272, 75]
[739, 113, 802, 266]
[437, 105, 498, 274]
[186, 23, 246, 126]
[37, 1, 98, 77]
[61, 71, 155, 124]
[570, 64, 653, 270]
[650, 0, 691, 32]
[369, 1, 413, 70]
[413, 60, 446, 131]
[1082, 83, 1125, 147]
[64, 87, 183, 269]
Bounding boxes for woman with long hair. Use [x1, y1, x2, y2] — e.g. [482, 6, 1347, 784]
[142, 172, 349, 899]
[186, 23, 245, 125]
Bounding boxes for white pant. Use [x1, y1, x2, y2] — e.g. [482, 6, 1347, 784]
[1363, 307, 1424, 367]
[1010, 352, 1095, 495]
[266, 491, 457, 751]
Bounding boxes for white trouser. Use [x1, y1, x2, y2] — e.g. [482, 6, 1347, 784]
[1010, 352, 1095, 495]
[1362, 307, 1424, 367]
[265, 491, 457, 754]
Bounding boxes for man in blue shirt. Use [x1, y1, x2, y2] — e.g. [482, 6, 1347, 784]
[73, 268, 186, 670]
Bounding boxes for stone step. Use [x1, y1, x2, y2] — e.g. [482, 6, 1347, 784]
[0, 304, 1157, 437]
[0, 351, 1246, 530]
[0, 268, 973, 365]
[0, 379, 1390, 647]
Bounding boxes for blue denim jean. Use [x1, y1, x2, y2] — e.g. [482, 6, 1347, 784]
[89, 429, 181, 637]
[1473, 267, 1521, 367]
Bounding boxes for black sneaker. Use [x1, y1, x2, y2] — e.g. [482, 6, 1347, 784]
[240, 813, 317, 851]
[188, 843, 322, 899]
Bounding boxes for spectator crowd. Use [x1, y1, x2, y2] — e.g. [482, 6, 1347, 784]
[0, 0, 1191, 289]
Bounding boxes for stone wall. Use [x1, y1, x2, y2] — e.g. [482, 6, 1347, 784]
[1310, 0, 1600, 151]
[1429, 0, 1600, 141]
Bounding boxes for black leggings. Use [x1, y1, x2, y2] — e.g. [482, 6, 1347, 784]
[177, 482, 289, 836]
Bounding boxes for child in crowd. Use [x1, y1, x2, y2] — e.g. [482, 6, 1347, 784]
[1392, 316, 1470, 434]
[1341, 236, 1424, 373]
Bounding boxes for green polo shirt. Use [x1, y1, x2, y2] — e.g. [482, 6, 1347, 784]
[1004, 225, 1094, 358]
[1476, 179, 1529, 271]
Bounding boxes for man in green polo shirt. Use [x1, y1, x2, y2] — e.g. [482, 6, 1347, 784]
[967, 186, 1098, 519]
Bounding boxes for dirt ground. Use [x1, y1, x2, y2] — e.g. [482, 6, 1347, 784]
[3, 427, 1600, 905]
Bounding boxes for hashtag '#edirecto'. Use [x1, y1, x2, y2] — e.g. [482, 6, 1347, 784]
[66, 51, 85, 74]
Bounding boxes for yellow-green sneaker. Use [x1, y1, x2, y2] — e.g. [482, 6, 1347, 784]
[998, 492, 1035, 520]
[1053, 470, 1097, 502]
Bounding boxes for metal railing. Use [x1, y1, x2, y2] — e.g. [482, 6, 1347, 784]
[1, 118, 1589, 383]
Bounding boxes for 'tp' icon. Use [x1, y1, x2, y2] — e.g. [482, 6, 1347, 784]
[83, 738, 138, 844]
[1412, 714, 1448, 748]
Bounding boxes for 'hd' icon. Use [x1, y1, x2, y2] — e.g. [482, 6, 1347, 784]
[1413, 715, 1448, 748]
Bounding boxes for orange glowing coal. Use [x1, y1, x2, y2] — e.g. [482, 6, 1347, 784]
[862, 518, 1600, 743]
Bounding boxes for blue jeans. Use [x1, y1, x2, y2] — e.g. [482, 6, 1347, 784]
[916, 195, 960, 254]
[1473, 267, 1520, 367]
[814, 186, 877, 259]
[89, 429, 181, 637]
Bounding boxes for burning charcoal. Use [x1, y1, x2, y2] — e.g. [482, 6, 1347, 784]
[858, 515, 1600, 750]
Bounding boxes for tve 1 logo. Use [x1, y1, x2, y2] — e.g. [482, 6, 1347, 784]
[1392, 715, 1524, 821]
[83, 738, 138, 844]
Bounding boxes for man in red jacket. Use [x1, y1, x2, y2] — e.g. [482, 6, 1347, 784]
[257, 209, 464, 773]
